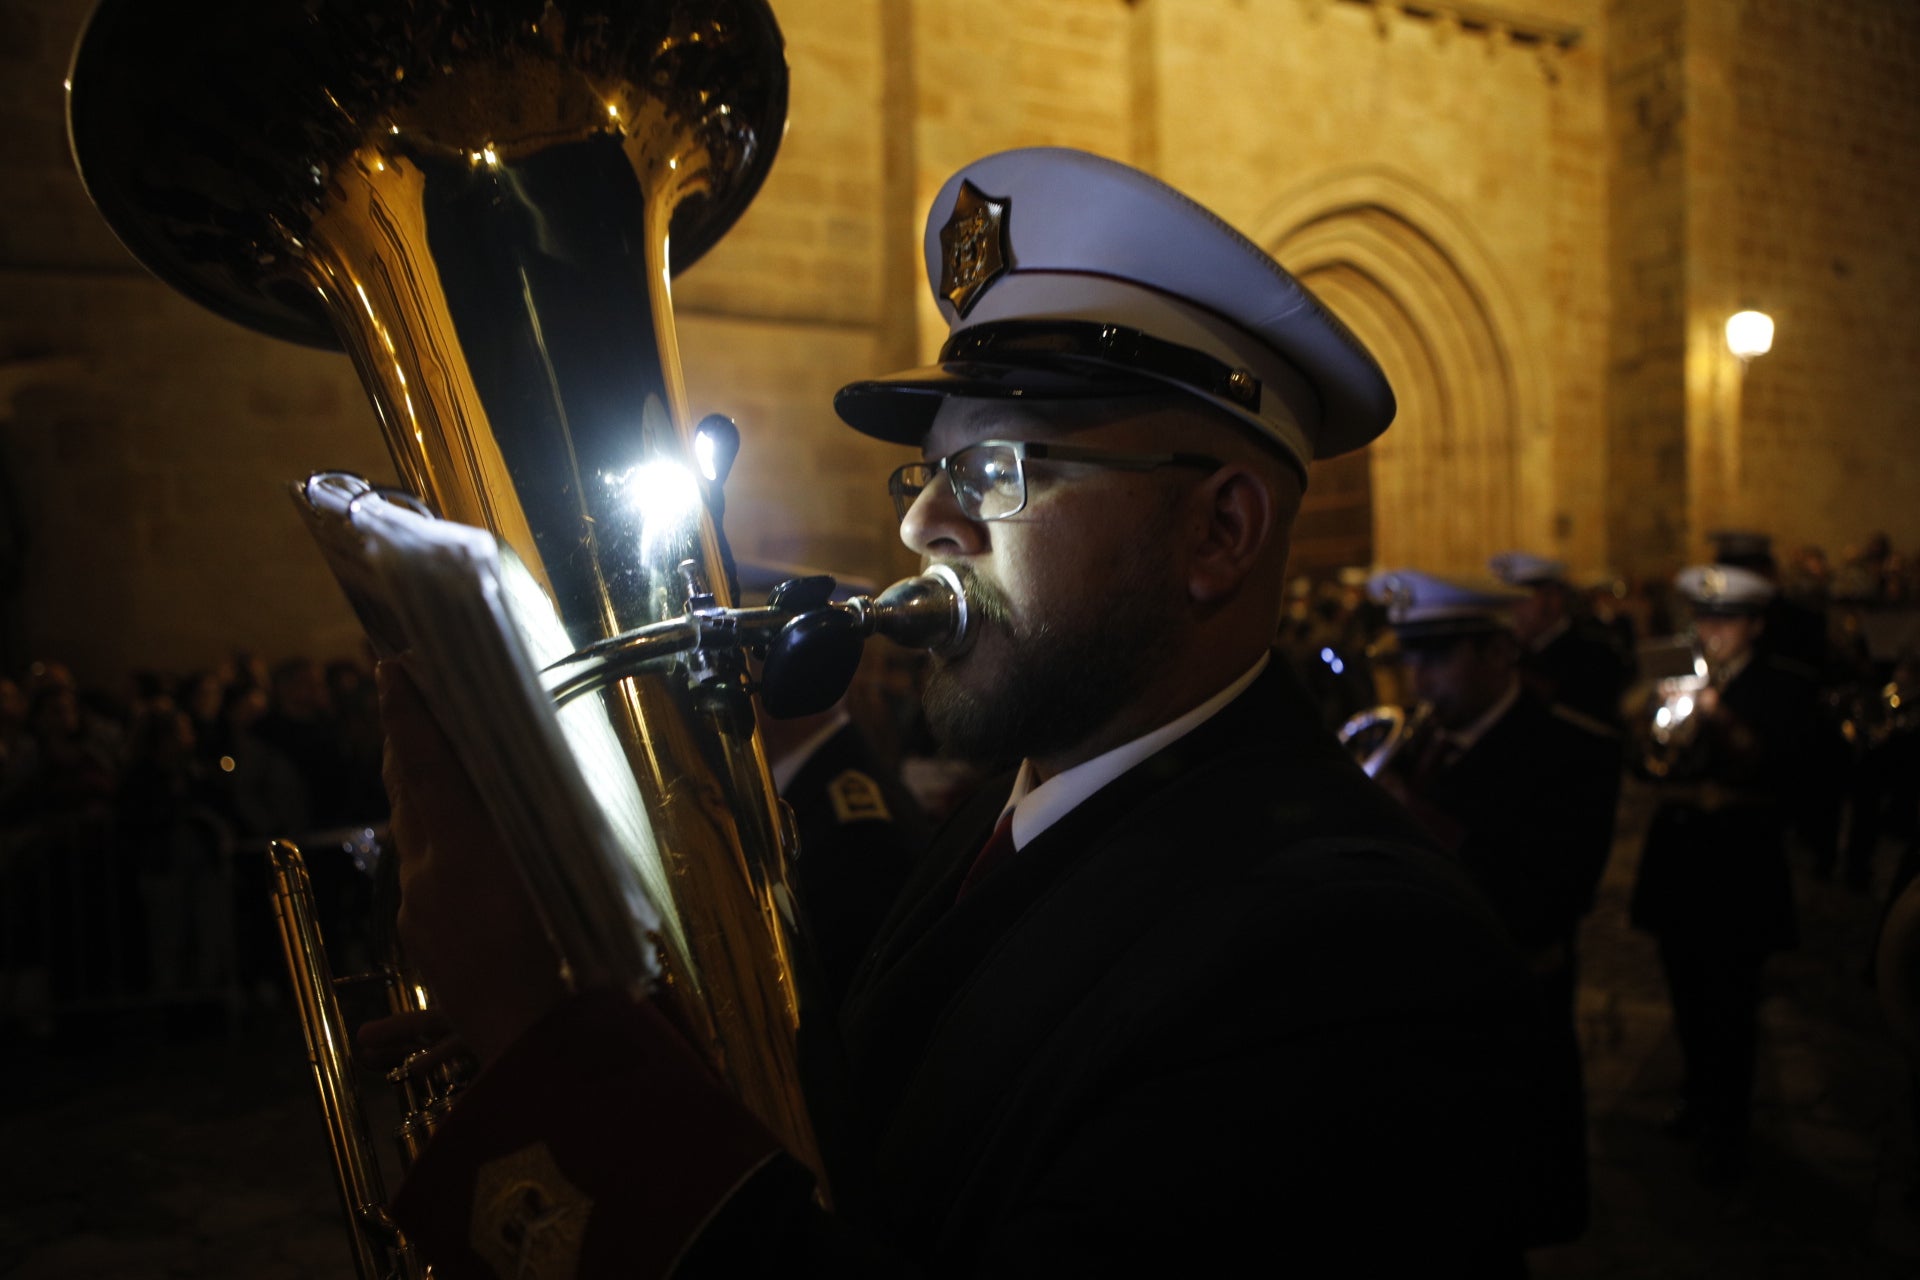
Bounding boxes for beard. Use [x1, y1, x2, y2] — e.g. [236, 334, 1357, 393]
[920, 551, 1183, 767]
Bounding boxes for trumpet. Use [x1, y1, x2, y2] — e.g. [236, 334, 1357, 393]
[1630, 638, 1712, 779]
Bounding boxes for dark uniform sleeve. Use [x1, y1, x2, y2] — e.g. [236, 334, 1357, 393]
[1455, 720, 1621, 951]
[1394, 708, 1621, 954]
[782, 729, 930, 1002]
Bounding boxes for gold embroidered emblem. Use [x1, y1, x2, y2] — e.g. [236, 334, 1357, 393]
[938, 180, 1012, 317]
[471, 1142, 590, 1279]
[828, 769, 891, 824]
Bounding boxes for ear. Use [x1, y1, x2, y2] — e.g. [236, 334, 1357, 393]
[1186, 465, 1275, 605]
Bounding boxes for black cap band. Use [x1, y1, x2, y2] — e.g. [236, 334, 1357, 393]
[940, 320, 1263, 411]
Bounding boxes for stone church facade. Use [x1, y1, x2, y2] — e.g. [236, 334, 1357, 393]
[0, 0, 1914, 678]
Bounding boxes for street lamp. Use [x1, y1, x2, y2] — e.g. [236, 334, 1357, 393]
[1725, 310, 1775, 364]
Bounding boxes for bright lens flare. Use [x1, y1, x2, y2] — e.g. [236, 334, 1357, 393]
[610, 459, 704, 557]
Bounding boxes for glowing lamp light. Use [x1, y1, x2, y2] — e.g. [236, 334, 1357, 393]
[1725, 310, 1774, 361]
[693, 415, 739, 488]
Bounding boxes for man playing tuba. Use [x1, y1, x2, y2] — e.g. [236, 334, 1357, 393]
[378, 148, 1574, 1276]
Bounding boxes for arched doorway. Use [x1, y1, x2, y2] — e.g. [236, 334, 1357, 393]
[1258, 169, 1533, 580]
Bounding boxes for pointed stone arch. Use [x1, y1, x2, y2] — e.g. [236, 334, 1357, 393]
[1253, 167, 1542, 577]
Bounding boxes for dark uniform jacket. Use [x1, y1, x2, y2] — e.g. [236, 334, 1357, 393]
[1390, 689, 1621, 957]
[1384, 687, 1621, 1245]
[395, 661, 1567, 1277]
[779, 721, 929, 1001]
[1522, 621, 1632, 728]
[1630, 654, 1815, 953]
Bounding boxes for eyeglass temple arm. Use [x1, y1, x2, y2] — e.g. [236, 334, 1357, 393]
[1011, 442, 1222, 471]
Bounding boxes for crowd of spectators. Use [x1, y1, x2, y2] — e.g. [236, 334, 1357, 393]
[0, 651, 388, 1039]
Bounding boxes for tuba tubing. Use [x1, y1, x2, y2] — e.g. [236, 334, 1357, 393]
[268, 838, 427, 1280]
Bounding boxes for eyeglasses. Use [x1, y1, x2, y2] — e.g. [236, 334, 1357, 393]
[887, 440, 1223, 523]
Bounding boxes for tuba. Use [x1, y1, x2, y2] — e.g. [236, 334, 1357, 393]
[68, 1, 947, 1272]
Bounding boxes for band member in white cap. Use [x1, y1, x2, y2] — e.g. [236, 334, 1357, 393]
[1366, 568, 1623, 1240]
[1489, 550, 1634, 727]
[379, 148, 1570, 1275]
[1630, 563, 1818, 1186]
[1369, 569, 1621, 985]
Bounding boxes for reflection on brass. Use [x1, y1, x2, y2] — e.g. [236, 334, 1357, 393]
[269, 838, 429, 1280]
[69, 0, 824, 1233]
[1336, 702, 1431, 778]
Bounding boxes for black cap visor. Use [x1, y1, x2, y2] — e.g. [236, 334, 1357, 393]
[835, 359, 1170, 445]
[834, 319, 1266, 446]
[1688, 601, 1769, 619]
[1392, 619, 1513, 650]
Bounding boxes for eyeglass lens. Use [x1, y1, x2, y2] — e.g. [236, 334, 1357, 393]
[890, 445, 1025, 522]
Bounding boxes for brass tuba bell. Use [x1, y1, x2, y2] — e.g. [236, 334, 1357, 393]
[69, 0, 836, 1266]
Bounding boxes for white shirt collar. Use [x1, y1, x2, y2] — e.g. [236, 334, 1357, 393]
[997, 653, 1270, 851]
[767, 709, 852, 794]
[1443, 676, 1522, 754]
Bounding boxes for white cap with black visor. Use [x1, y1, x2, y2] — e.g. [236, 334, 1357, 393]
[832, 147, 1396, 481]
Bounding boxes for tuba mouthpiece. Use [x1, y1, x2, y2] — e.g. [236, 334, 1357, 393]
[848, 564, 971, 657]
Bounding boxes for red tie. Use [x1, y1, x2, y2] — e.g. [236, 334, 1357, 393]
[955, 810, 1017, 902]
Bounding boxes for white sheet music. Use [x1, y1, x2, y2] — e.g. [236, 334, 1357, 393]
[292, 473, 662, 992]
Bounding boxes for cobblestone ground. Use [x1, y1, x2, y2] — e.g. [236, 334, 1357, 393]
[3, 778, 1917, 1278]
[1533, 781, 1920, 1280]
[1, 1011, 356, 1278]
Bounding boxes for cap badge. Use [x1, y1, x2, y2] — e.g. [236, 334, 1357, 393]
[939, 180, 1012, 317]
[1701, 567, 1728, 600]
